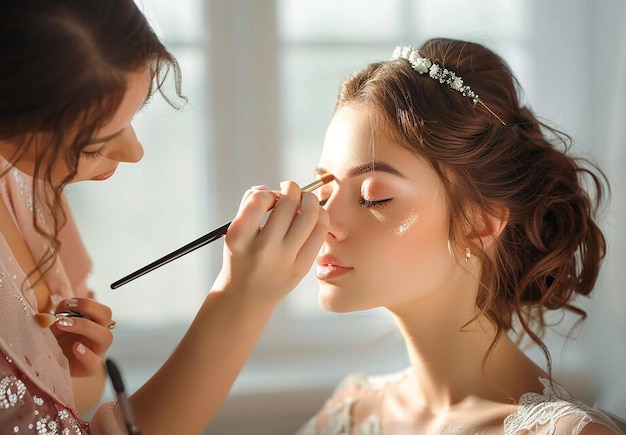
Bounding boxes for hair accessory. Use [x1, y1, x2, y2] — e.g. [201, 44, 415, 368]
[465, 247, 472, 262]
[391, 46, 506, 125]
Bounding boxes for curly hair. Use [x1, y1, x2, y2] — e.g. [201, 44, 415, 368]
[334, 38, 608, 370]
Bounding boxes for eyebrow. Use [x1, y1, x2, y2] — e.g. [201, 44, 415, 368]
[316, 161, 405, 179]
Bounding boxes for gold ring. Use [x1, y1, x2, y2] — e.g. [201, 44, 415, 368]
[106, 320, 117, 330]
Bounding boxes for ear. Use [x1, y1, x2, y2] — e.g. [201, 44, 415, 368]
[472, 206, 509, 250]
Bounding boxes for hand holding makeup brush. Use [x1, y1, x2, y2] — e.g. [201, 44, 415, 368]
[211, 179, 330, 306]
[124, 179, 330, 434]
[43, 298, 115, 379]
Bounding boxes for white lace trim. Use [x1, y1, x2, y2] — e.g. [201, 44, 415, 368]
[503, 377, 616, 435]
[299, 372, 623, 435]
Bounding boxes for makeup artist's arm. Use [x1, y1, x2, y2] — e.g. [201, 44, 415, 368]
[128, 181, 329, 435]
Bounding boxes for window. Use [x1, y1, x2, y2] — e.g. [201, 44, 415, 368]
[66, 0, 530, 390]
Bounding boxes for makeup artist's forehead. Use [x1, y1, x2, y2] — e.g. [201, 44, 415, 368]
[90, 68, 151, 140]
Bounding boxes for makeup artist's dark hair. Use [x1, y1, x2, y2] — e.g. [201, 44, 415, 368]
[334, 38, 607, 372]
[0, 0, 185, 276]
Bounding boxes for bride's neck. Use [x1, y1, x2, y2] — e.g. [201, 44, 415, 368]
[390, 294, 545, 412]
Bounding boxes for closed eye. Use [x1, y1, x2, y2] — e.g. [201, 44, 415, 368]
[317, 197, 393, 208]
[82, 144, 107, 160]
[359, 198, 392, 208]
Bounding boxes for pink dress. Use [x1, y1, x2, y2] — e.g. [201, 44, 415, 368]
[0, 159, 125, 434]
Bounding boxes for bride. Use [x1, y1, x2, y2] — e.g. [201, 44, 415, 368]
[298, 39, 626, 434]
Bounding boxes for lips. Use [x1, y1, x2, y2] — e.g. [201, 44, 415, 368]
[91, 166, 117, 181]
[316, 253, 353, 280]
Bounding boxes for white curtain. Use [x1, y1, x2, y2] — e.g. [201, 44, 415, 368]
[588, 0, 626, 414]
[498, 0, 626, 417]
[568, 0, 626, 416]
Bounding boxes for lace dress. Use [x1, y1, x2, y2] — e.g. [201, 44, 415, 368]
[0, 160, 125, 434]
[297, 369, 626, 435]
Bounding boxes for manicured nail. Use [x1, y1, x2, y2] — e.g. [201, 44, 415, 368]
[66, 298, 78, 308]
[57, 318, 74, 327]
[251, 184, 268, 190]
[76, 343, 86, 355]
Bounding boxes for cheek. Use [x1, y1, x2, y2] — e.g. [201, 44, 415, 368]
[378, 209, 451, 288]
[70, 158, 101, 182]
[393, 211, 420, 235]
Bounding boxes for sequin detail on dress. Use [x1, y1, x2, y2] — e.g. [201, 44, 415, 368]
[0, 375, 26, 408]
[12, 168, 45, 224]
[0, 366, 89, 434]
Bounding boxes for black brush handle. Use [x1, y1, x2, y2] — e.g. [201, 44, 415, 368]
[105, 358, 140, 435]
[110, 175, 332, 289]
[110, 221, 231, 289]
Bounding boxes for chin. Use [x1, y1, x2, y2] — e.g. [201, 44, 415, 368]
[317, 285, 361, 313]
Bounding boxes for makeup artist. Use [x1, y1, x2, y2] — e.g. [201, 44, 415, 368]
[0, 0, 329, 434]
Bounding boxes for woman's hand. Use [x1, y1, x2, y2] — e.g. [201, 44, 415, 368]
[51, 297, 114, 378]
[213, 180, 329, 305]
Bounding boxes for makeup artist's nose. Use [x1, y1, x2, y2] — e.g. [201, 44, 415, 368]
[322, 192, 349, 241]
[106, 126, 144, 163]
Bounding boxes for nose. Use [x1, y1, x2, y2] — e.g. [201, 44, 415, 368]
[106, 126, 144, 163]
[322, 188, 349, 242]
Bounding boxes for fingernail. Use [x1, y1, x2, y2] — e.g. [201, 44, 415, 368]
[251, 184, 268, 190]
[57, 317, 74, 327]
[76, 343, 86, 355]
[66, 298, 78, 308]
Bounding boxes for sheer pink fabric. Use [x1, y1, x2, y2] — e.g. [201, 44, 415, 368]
[0, 159, 123, 434]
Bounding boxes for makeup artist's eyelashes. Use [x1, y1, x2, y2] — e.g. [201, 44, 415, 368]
[82, 144, 108, 159]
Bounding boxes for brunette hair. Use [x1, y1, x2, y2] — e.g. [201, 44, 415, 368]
[335, 38, 607, 369]
[0, 0, 185, 275]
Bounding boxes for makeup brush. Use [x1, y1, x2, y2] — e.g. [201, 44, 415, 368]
[105, 358, 140, 435]
[110, 173, 334, 289]
[34, 311, 84, 328]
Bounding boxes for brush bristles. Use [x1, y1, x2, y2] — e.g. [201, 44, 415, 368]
[319, 173, 334, 185]
[34, 311, 82, 328]
[301, 173, 334, 193]
[33, 313, 58, 328]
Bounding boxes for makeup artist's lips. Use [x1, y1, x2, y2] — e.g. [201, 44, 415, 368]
[316, 254, 353, 280]
[91, 166, 117, 181]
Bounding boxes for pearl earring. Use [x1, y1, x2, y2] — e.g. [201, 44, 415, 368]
[465, 247, 471, 262]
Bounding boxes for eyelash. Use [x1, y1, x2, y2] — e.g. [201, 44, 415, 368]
[359, 198, 392, 208]
[82, 144, 107, 160]
[318, 197, 392, 208]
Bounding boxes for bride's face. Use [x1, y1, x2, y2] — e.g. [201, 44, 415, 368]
[315, 104, 469, 313]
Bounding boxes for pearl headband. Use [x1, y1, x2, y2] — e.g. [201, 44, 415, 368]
[392, 46, 505, 125]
